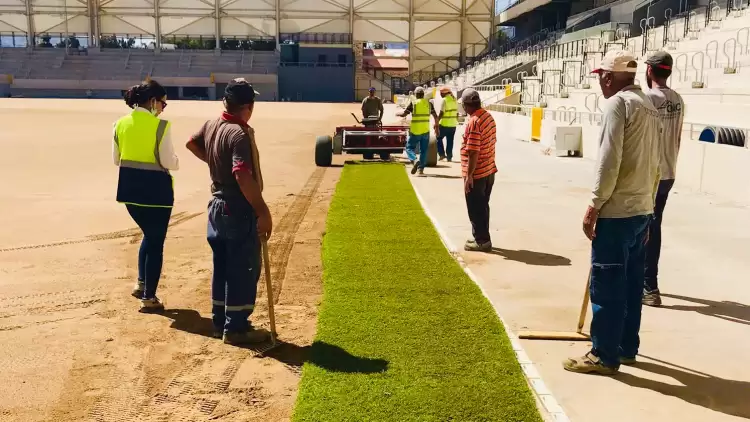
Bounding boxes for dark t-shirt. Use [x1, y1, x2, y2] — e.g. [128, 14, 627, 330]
[190, 117, 254, 200]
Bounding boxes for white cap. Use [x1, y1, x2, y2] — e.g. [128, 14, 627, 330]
[591, 50, 638, 74]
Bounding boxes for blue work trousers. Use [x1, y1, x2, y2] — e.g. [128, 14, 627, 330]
[207, 196, 261, 334]
[126, 204, 172, 299]
[589, 214, 652, 368]
[405, 132, 430, 169]
[436, 126, 456, 160]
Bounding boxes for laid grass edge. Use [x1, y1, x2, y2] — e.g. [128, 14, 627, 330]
[291, 162, 543, 422]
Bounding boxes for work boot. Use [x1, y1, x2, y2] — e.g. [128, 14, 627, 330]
[131, 280, 144, 299]
[620, 356, 637, 366]
[212, 328, 223, 339]
[563, 352, 619, 375]
[642, 289, 662, 307]
[417, 168, 425, 177]
[411, 161, 419, 174]
[464, 239, 492, 252]
[439, 155, 446, 161]
[139, 297, 165, 313]
[223, 328, 270, 345]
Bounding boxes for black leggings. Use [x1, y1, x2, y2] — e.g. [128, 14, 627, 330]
[126, 204, 172, 299]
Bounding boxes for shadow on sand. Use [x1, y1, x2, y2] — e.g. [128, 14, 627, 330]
[487, 248, 572, 266]
[614, 355, 750, 419]
[661, 293, 750, 326]
[161, 309, 388, 374]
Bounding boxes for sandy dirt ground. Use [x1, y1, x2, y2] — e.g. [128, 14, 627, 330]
[0, 98, 361, 421]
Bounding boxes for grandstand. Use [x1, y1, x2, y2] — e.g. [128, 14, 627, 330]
[401, 0, 749, 203]
[0, 0, 494, 102]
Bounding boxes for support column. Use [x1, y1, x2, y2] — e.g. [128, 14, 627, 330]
[459, 0, 466, 67]
[408, 0, 415, 77]
[215, 0, 221, 52]
[154, 0, 161, 54]
[25, 0, 34, 49]
[349, 0, 353, 42]
[490, 0, 496, 52]
[275, 0, 280, 50]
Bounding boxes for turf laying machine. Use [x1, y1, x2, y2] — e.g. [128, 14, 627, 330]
[314, 113, 438, 167]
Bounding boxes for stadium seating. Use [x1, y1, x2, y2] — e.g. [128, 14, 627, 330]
[0, 47, 278, 81]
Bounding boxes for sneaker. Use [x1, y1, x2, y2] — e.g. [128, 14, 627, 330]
[620, 356, 637, 366]
[131, 281, 144, 299]
[223, 328, 270, 345]
[464, 239, 492, 252]
[411, 161, 419, 174]
[563, 352, 619, 375]
[138, 297, 165, 313]
[642, 289, 662, 307]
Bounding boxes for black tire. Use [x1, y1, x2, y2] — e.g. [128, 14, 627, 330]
[379, 152, 391, 161]
[315, 135, 333, 167]
[425, 136, 438, 167]
[363, 152, 375, 160]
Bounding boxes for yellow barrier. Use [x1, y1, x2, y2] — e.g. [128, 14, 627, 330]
[505, 85, 512, 97]
[531, 107, 542, 142]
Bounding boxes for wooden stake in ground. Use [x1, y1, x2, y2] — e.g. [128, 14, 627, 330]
[517, 269, 591, 341]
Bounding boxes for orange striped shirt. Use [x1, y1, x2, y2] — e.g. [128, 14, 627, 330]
[461, 108, 497, 180]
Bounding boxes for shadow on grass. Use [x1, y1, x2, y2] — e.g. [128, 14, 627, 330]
[660, 294, 750, 326]
[162, 309, 388, 373]
[614, 355, 750, 419]
[488, 248, 571, 266]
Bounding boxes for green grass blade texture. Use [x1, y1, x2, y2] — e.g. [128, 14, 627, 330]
[293, 164, 542, 422]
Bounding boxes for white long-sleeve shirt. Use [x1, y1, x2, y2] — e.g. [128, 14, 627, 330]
[590, 85, 661, 218]
[112, 107, 180, 171]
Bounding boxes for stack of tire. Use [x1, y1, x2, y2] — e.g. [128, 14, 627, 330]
[698, 126, 747, 147]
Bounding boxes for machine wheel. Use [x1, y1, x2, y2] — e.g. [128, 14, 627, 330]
[363, 152, 375, 160]
[315, 135, 333, 167]
[379, 152, 391, 161]
[425, 136, 439, 167]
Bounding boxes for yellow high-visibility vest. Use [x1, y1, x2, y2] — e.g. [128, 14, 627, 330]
[114, 110, 174, 207]
[410, 98, 431, 135]
[439, 95, 458, 128]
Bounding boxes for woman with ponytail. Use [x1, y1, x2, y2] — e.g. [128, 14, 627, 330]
[113, 80, 178, 313]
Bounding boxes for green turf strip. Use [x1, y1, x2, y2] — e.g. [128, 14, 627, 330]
[292, 163, 542, 422]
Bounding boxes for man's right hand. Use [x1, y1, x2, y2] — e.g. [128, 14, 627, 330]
[257, 205, 273, 240]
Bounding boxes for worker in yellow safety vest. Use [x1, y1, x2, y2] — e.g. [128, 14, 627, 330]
[434, 86, 458, 162]
[113, 80, 179, 313]
[397, 86, 439, 176]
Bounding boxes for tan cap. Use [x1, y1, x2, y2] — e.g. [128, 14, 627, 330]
[439, 86, 452, 94]
[591, 50, 638, 74]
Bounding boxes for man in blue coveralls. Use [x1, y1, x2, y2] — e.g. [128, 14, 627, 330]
[186, 78, 273, 345]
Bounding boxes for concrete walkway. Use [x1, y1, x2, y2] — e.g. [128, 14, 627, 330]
[410, 138, 750, 422]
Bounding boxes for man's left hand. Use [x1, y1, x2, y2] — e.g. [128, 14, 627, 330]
[582, 205, 599, 241]
[464, 176, 474, 193]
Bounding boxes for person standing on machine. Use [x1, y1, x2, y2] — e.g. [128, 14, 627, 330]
[185, 78, 273, 345]
[361, 87, 384, 122]
[113, 80, 179, 313]
[434, 86, 458, 162]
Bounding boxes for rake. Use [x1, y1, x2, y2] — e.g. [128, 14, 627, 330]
[255, 238, 280, 355]
[517, 269, 592, 341]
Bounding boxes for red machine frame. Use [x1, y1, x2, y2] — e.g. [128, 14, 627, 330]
[315, 114, 437, 166]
